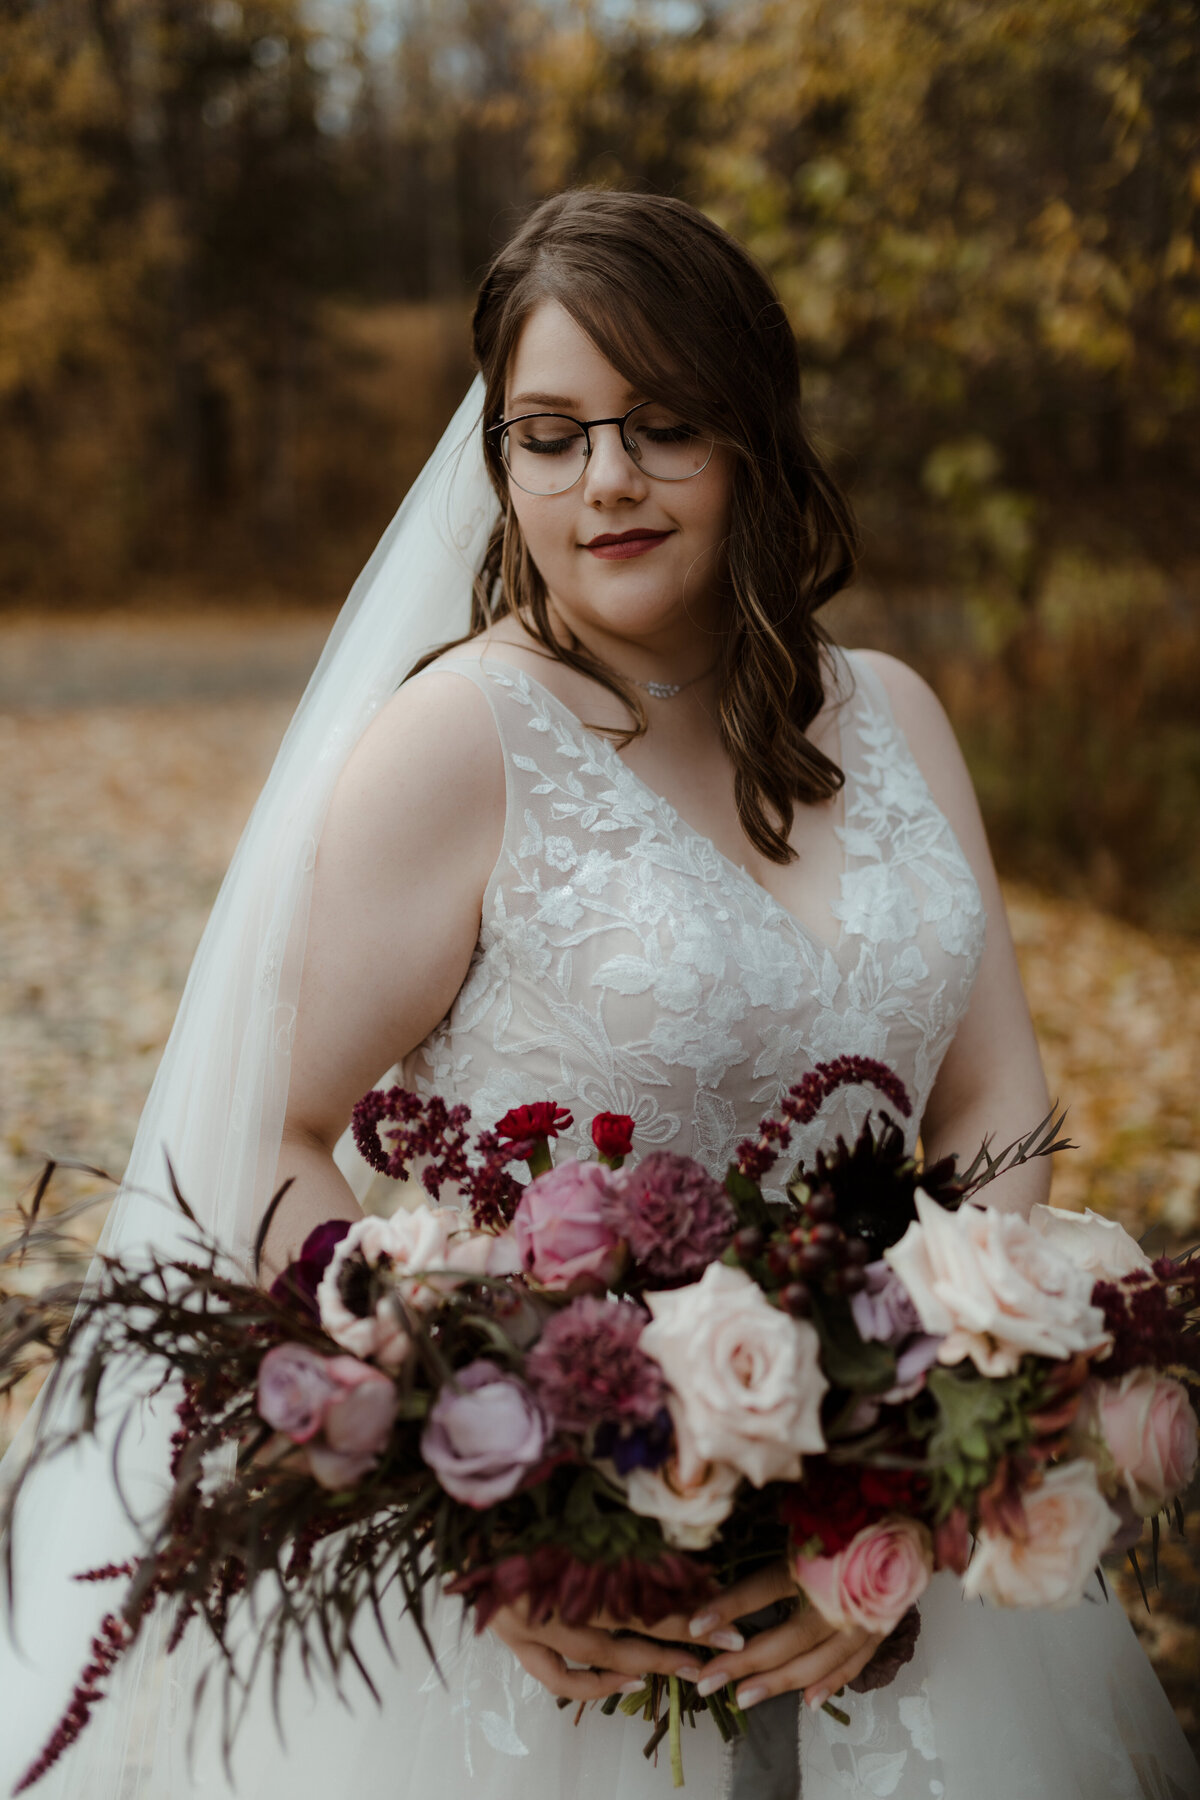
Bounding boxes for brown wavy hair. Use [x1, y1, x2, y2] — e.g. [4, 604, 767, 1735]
[424, 189, 859, 864]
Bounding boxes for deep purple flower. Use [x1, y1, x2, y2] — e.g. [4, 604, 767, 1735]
[421, 1360, 549, 1508]
[594, 1407, 673, 1474]
[606, 1152, 735, 1284]
[269, 1218, 352, 1321]
[524, 1296, 665, 1434]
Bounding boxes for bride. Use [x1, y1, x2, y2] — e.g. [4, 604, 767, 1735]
[3, 190, 1197, 1800]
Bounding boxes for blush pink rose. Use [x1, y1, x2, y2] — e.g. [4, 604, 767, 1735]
[639, 1263, 827, 1488]
[963, 1460, 1119, 1610]
[1027, 1205, 1152, 1282]
[513, 1162, 626, 1294]
[1077, 1370, 1199, 1516]
[884, 1192, 1109, 1377]
[793, 1517, 933, 1636]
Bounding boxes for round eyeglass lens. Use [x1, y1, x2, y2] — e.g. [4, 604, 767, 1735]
[501, 415, 589, 496]
[623, 403, 715, 483]
[501, 404, 715, 496]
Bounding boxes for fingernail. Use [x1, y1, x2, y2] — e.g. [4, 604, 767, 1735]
[706, 1628, 744, 1653]
[806, 1687, 828, 1711]
[620, 1680, 645, 1696]
[676, 1664, 703, 1683]
[695, 1672, 725, 1698]
[737, 1684, 768, 1710]
[688, 1610, 720, 1638]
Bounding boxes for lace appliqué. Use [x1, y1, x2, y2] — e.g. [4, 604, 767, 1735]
[403, 652, 985, 1183]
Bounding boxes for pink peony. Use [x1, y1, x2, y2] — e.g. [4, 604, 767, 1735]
[513, 1162, 626, 1294]
[793, 1516, 934, 1637]
[421, 1360, 550, 1508]
[606, 1152, 735, 1285]
[524, 1296, 664, 1434]
[640, 1263, 827, 1488]
[963, 1460, 1120, 1610]
[884, 1192, 1109, 1377]
[1076, 1369, 1199, 1516]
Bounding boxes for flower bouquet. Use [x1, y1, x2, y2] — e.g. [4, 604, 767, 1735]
[3, 1057, 1198, 1792]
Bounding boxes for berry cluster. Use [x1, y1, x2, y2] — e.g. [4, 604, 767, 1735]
[731, 1182, 873, 1318]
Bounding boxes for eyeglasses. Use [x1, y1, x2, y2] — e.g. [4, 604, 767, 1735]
[488, 402, 716, 497]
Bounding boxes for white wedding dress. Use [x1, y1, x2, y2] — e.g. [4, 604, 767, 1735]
[5, 643, 1197, 1799]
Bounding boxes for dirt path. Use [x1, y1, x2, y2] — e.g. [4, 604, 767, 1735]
[1, 610, 1197, 1747]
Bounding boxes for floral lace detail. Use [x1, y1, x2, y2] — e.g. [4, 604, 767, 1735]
[402, 650, 985, 1181]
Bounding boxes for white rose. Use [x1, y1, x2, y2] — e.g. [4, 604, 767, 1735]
[623, 1409, 743, 1550]
[1028, 1205, 1152, 1282]
[884, 1192, 1109, 1377]
[639, 1263, 827, 1488]
[317, 1205, 460, 1366]
[962, 1460, 1120, 1610]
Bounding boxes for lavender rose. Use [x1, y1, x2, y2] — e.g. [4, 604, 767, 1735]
[257, 1345, 399, 1490]
[513, 1162, 626, 1294]
[257, 1343, 342, 1443]
[421, 1360, 550, 1508]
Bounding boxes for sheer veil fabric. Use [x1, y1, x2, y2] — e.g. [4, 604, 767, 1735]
[2, 382, 1198, 1800]
[0, 381, 496, 1799]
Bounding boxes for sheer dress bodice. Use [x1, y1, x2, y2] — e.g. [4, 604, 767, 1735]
[402, 646, 986, 1170]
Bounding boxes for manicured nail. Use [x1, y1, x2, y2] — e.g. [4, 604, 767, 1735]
[688, 1610, 720, 1638]
[676, 1664, 703, 1683]
[706, 1628, 744, 1653]
[806, 1687, 828, 1711]
[620, 1680, 645, 1696]
[695, 1671, 726, 1698]
[737, 1684, 768, 1710]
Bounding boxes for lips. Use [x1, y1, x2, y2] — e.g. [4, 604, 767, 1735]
[584, 528, 673, 560]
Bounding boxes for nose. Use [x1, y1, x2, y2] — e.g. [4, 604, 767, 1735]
[580, 420, 650, 507]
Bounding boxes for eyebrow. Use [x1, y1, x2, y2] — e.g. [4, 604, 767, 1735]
[509, 388, 642, 412]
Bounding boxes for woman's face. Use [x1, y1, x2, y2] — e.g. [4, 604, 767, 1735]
[502, 300, 733, 661]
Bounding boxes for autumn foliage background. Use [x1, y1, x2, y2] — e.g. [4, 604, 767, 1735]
[1, 0, 1199, 1746]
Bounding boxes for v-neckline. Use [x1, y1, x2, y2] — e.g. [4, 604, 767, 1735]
[478, 650, 855, 966]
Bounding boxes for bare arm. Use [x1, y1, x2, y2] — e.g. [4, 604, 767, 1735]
[860, 651, 1051, 1215]
[260, 670, 504, 1275]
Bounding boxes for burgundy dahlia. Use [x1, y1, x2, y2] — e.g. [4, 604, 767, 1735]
[606, 1152, 735, 1284]
[524, 1296, 665, 1434]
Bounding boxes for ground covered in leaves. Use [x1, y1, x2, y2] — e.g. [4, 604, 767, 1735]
[1, 610, 1197, 1749]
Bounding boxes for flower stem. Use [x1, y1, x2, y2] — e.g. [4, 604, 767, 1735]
[821, 1698, 852, 1727]
[669, 1675, 684, 1788]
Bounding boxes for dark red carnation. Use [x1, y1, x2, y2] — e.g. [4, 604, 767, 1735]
[495, 1103, 574, 1143]
[592, 1112, 635, 1161]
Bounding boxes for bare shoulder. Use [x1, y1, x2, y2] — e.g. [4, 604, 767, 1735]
[325, 662, 504, 883]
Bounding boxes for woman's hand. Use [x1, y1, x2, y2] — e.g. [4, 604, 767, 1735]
[486, 1600, 702, 1703]
[628, 1561, 882, 1714]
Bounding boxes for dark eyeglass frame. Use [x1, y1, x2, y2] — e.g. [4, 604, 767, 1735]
[486, 401, 716, 495]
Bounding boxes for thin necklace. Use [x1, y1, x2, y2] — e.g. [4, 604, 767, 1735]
[626, 665, 715, 701]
